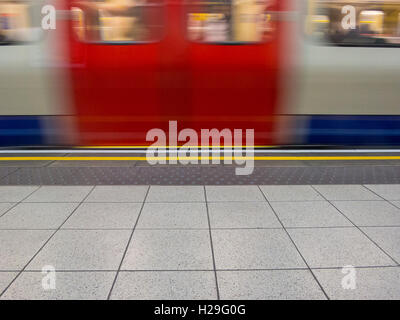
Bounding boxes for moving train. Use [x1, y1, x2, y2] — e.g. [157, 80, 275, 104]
[0, 0, 400, 147]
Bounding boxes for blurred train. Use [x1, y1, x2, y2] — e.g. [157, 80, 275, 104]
[1, 0, 400, 147]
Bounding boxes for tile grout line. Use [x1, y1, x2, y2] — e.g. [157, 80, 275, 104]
[1, 265, 399, 273]
[0, 185, 97, 298]
[0, 186, 42, 219]
[362, 184, 400, 210]
[361, 186, 400, 263]
[45, 160, 57, 167]
[390, 201, 400, 210]
[0, 167, 21, 184]
[257, 185, 330, 300]
[0, 199, 397, 203]
[46, 153, 69, 167]
[204, 186, 221, 300]
[106, 185, 151, 300]
[310, 185, 400, 266]
[4, 225, 400, 231]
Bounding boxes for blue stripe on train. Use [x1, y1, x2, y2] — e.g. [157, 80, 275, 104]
[306, 116, 400, 145]
[1, 115, 400, 147]
[0, 116, 44, 146]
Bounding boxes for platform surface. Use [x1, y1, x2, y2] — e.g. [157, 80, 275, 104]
[0, 184, 399, 300]
[1, 150, 400, 184]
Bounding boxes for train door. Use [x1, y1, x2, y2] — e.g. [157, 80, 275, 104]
[68, 0, 284, 146]
[186, 0, 282, 146]
[68, 0, 165, 145]
[296, 0, 400, 144]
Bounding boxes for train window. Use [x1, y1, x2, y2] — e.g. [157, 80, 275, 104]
[187, 0, 276, 44]
[71, 0, 164, 43]
[0, 0, 42, 45]
[306, 0, 400, 47]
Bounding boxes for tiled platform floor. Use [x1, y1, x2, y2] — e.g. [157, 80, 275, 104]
[0, 185, 399, 300]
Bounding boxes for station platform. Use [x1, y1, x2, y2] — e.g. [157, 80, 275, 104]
[0, 149, 399, 300]
[0, 149, 400, 185]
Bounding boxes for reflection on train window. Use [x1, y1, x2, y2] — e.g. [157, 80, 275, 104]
[0, 0, 42, 45]
[187, 0, 276, 44]
[306, 0, 400, 47]
[71, 0, 164, 43]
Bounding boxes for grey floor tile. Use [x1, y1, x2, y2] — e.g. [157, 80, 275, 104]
[206, 186, 265, 202]
[333, 201, 400, 227]
[0, 272, 17, 294]
[218, 270, 326, 300]
[208, 202, 281, 228]
[271, 201, 351, 228]
[0, 230, 53, 270]
[0, 161, 51, 167]
[313, 267, 400, 300]
[24, 186, 93, 203]
[85, 186, 148, 202]
[0, 153, 63, 157]
[121, 230, 213, 270]
[62, 203, 141, 229]
[312, 185, 380, 201]
[288, 228, 395, 268]
[361, 227, 400, 264]
[364, 184, 400, 200]
[260, 186, 323, 201]
[26, 230, 131, 270]
[110, 271, 217, 300]
[0, 186, 39, 202]
[212, 229, 305, 269]
[147, 186, 205, 202]
[49, 161, 136, 167]
[0, 203, 79, 229]
[0, 203, 15, 216]
[1, 271, 116, 300]
[254, 160, 307, 167]
[137, 203, 208, 229]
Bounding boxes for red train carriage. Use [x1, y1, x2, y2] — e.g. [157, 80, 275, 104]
[65, 0, 287, 146]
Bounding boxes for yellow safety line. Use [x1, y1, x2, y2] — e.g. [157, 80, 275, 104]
[1, 156, 400, 161]
[77, 146, 277, 149]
